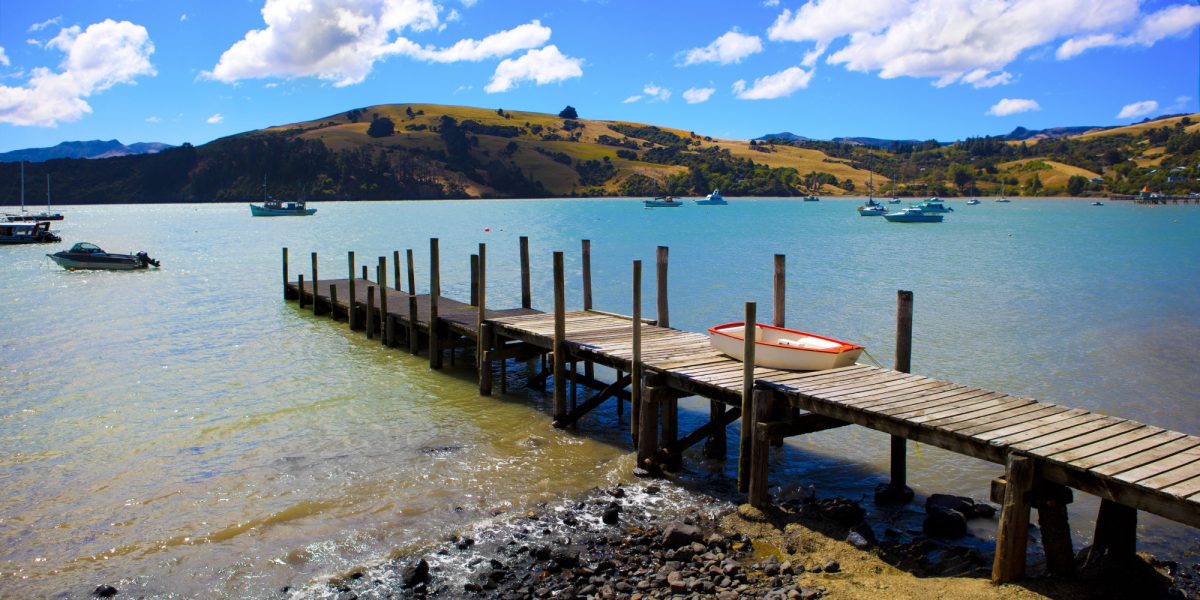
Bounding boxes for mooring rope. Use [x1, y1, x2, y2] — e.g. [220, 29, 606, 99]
[860, 348, 886, 368]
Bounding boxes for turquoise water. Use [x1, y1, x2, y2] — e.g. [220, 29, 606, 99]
[1, 198, 1197, 597]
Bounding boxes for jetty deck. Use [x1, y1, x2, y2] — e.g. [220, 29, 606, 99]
[281, 241, 1200, 585]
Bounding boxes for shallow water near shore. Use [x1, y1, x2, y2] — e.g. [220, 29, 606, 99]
[1, 197, 1198, 597]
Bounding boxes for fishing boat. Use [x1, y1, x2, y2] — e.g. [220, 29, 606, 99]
[47, 242, 159, 270]
[250, 197, 316, 216]
[912, 198, 953, 213]
[966, 198, 981, 205]
[644, 196, 683, 208]
[883, 207, 943, 223]
[708, 322, 864, 371]
[803, 195, 820, 202]
[0, 220, 61, 244]
[5, 164, 63, 222]
[695, 189, 727, 205]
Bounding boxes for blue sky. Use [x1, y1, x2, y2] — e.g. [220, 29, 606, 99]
[0, 0, 1197, 152]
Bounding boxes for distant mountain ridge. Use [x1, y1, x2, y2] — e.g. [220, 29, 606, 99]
[1000, 126, 1107, 141]
[0, 140, 173, 163]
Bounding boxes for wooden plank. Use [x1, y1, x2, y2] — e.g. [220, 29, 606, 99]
[1092, 436, 1200, 477]
[1159, 474, 1200, 499]
[1019, 420, 1142, 456]
[951, 404, 1071, 438]
[1136, 460, 1200, 493]
[1044, 426, 1166, 464]
[941, 400, 1053, 432]
[845, 381, 966, 409]
[916, 397, 1034, 429]
[1070, 430, 1187, 471]
[874, 389, 999, 419]
[987, 412, 1111, 446]
[968, 407, 1087, 441]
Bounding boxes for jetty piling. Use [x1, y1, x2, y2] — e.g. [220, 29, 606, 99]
[281, 239, 1200, 587]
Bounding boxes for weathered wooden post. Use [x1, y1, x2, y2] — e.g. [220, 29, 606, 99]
[281, 247, 289, 298]
[407, 249, 419, 355]
[582, 239, 592, 311]
[347, 252, 357, 330]
[748, 387, 773, 508]
[878, 290, 915, 504]
[656, 246, 669, 328]
[992, 453, 1035, 583]
[329, 284, 338, 320]
[737, 302, 756, 493]
[552, 251, 567, 421]
[311, 252, 320, 314]
[1086, 499, 1138, 568]
[470, 254, 479, 307]
[377, 258, 388, 345]
[520, 236, 531, 309]
[637, 380, 660, 474]
[476, 243, 487, 368]
[366, 286, 376, 339]
[393, 250, 401, 292]
[480, 323, 494, 396]
[429, 238, 442, 369]
[631, 260, 642, 445]
[362, 265, 368, 282]
[298, 274, 306, 309]
[1036, 484, 1075, 575]
[773, 254, 785, 327]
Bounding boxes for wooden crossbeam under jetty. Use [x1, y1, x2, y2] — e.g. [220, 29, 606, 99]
[280, 242, 1200, 585]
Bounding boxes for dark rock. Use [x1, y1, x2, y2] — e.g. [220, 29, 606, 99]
[924, 503, 968, 539]
[551, 547, 580, 570]
[874, 482, 915, 505]
[335, 593, 358, 600]
[814, 498, 864, 526]
[562, 515, 577, 526]
[823, 560, 840, 573]
[972, 502, 997, 519]
[645, 484, 661, 494]
[662, 522, 703, 549]
[402, 558, 430, 587]
[92, 585, 118, 598]
[848, 522, 877, 548]
[602, 506, 620, 525]
[632, 467, 651, 478]
[847, 531, 871, 550]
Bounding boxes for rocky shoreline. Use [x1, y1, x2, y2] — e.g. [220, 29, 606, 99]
[285, 481, 1198, 600]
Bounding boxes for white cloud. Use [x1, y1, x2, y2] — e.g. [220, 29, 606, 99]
[145, 115, 161, 123]
[763, 0, 780, 6]
[446, 9, 461, 22]
[28, 16, 62, 32]
[1117, 100, 1158, 119]
[461, 0, 477, 6]
[208, 0, 442, 86]
[485, 45, 582, 93]
[986, 98, 1040, 116]
[763, 0, 1192, 87]
[642, 83, 670, 102]
[682, 87, 715, 104]
[622, 95, 642, 103]
[1057, 4, 1200, 59]
[0, 20, 155, 127]
[180, 14, 188, 22]
[0, 47, 8, 67]
[206, 113, 224, 124]
[394, 20, 551, 63]
[732, 66, 813, 100]
[264, 82, 278, 88]
[683, 30, 763, 65]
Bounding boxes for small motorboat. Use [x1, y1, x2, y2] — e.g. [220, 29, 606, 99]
[996, 197, 1011, 203]
[803, 195, 820, 201]
[1091, 201, 1104, 206]
[883, 207, 943, 223]
[857, 197, 887, 216]
[912, 198, 953, 212]
[250, 197, 316, 216]
[966, 198, 981, 205]
[695, 189, 727, 205]
[0, 220, 60, 244]
[709, 322, 864, 371]
[48, 242, 159, 270]
[644, 196, 683, 208]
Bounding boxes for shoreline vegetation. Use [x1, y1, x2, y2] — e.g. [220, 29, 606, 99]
[0, 104, 1195, 205]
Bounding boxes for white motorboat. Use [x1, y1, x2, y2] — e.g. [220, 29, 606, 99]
[695, 189, 727, 205]
[0, 220, 60, 244]
[48, 242, 159, 270]
[708, 322, 864, 371]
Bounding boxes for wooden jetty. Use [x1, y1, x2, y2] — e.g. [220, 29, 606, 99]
[281, 240, 1200, 584]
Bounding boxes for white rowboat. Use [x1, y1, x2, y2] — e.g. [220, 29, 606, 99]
[708, 322, 864, 371]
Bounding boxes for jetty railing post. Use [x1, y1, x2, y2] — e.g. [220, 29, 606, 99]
[656, 246, 669, 328]
[737, 301, 757, 493]
[470, 254, 479, 307]
[407, 249, 418, 355]
[393, 250, 401, 292]
[704, 399, 727, 459]
[366, 286, 376, 340]
[882, 289, 915, 503]
[362, 265, 368, 282]
[631, 260, 642, 445]
[773, 254, 785, 327]
[298, 274, 305, 309]
[637, 382, 660, 474]
[476, 243, 487, 369]
[1086, 499, 1138, 568]
[748, 387, 773, 508]
[347, 252, 357, 330]
[582, 239, 595, 381]
[281, 247, 289, 299]
[552, 251, 567, 421]
[328, 284, 338, 320]
[429, 238, 442, 369]
[992, 453, 1035, 583]
[378, 257, 388, 345]
[520, 236, 531, 309]
[480, 323, 494, 396]
[311, 252, 320, 314]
